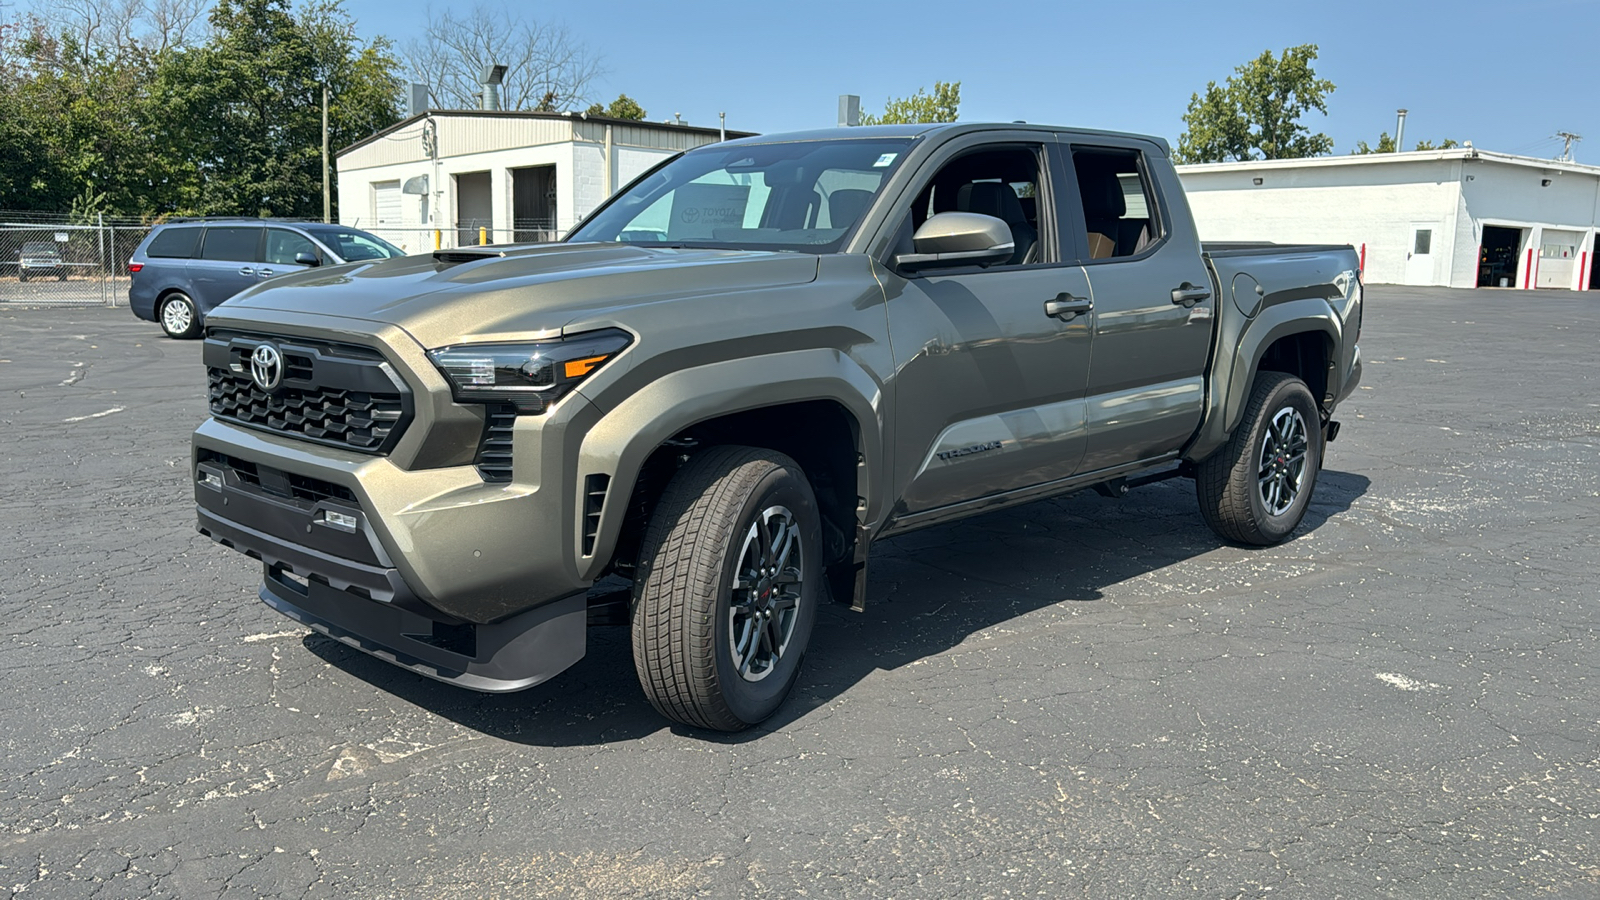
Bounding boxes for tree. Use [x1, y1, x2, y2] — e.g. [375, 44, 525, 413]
[584, 93, 645, 120]
[859, 80, 960, 125]
[1352, 134, 1460, 154]
[152, 0, 402, 217]
[1175, 45, 1335, 163]
[402, 4, 601, 111]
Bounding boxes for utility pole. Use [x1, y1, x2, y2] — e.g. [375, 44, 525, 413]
[322, 85, 331, 223]
[1555, 131, 1582, 162]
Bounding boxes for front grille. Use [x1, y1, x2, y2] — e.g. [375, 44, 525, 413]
[475, 403, 516, 483]
[204, 331, 413, 455]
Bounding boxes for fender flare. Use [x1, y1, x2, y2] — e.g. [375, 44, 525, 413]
[572, 348, 884, 580]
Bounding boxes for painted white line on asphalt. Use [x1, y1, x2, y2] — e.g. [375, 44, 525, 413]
[63, 406, 125, 423]
[243, 630, 308, 643]
[59, 361, 86, 386]
[1375, 672, 1441, 692]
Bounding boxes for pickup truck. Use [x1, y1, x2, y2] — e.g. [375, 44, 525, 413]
[192, 123, 1362, 731]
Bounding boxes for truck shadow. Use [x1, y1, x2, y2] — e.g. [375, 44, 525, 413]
[305, 469, 1369, 747]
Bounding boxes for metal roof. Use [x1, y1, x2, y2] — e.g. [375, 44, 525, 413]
[339, 109, 756, 158]
[1177, 147, 1600, 178]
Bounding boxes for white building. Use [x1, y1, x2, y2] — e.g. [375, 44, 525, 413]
[1178, 148, 1600, 291]
[335, 110, 743, 253]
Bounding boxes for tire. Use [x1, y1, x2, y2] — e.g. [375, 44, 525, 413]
[1196, 371, 1322, 546]
[159, 293, 202, 339]
[17, 273, 26, 283]
[631, 446, 821, 731]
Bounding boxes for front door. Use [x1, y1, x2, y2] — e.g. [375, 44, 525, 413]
[1404, 224, 1437, 285]
[882, 138, 1094, 517]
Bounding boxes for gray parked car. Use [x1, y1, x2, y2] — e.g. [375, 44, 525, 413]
[128, 220, 406, 338]
[18, 241, 68, 282]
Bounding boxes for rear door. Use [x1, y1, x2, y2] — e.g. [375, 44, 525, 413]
[1059, 138, 1214, 473]
[188, 226, 265, 311]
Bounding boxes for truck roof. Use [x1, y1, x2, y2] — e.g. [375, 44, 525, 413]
[715, 123, 1171, 155]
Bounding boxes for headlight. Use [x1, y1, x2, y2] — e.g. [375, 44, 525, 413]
[427, 328, 632, 414]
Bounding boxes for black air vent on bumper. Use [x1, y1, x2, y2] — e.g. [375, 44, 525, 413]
[476, 404, 517, 483]
[582, 474, 609, 556]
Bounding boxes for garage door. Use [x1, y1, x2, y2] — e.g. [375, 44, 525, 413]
[371, 180, 403, 248]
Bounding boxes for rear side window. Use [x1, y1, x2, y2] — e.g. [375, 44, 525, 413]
[146, 227, 202, 259]
[1068, 147, 1161, 260]
[199, 227, 262, 262]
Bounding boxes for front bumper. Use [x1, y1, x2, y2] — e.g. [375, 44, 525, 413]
[194, 447, 588, 692]
[193, 412, 596, 692]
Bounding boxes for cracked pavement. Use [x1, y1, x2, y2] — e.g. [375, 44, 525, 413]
[1, 286, 1597, 898]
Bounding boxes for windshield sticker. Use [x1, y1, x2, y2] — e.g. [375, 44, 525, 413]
[873, 153, 897, 168]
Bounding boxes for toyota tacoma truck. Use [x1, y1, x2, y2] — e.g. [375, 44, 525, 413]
[193, 123, 1362, 731]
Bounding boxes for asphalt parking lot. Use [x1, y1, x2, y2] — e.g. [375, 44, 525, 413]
[2, 286, 1597, 898]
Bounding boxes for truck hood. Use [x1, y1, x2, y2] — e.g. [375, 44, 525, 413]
[218, 242, 821, 349]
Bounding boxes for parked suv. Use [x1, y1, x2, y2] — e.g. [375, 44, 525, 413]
[128, 220, 406, 338]
[18, 241, 67, 282]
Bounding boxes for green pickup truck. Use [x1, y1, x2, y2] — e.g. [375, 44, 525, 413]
[193, 123, 1362, 730]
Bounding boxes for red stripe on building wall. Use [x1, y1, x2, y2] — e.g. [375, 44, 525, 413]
[1525, 248, 1535, 289]
[1582, 250, 1589, 291]
[1359, 243, 1366, 275]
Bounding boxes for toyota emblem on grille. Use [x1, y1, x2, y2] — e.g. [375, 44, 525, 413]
[250, 343, 284, 392]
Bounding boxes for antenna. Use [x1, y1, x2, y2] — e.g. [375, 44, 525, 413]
[1555, 131, 1582, 162]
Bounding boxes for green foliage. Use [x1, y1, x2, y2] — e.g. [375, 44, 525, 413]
[859, 81, 960, 125]
[584, 93, 646, 120]
[0, 0, 402, 218]
[1175, 45, 1335, 163]
[1352, 134, 1460, 154]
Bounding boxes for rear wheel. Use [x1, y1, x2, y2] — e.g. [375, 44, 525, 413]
[1196, 372, 1322, 545]
[159, 293, 201, 339]
[631, 446, 821, 731]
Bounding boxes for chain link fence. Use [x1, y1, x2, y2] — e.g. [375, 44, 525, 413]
[0, 213, 154, 307]
[1, 212, 564, 307]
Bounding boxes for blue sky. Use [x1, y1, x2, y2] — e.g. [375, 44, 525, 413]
[333, 0, 1595, 159]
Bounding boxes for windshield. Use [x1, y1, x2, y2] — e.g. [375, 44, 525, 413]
[570, 138, 914, 253]
[311, 228, 406, 261]
[22, 242, 59, 256]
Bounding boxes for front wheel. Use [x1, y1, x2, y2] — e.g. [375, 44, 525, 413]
[159, 293, 201, 339]
[1196, 372, 1322, 545]
[631, 446, 821, 731]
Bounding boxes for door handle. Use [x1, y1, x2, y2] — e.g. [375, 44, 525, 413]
[1171, 283, 1211, 307]
[257, 268, 274, 278]
[238, 267, 256, 276]
[1044, 293, 1093, 322]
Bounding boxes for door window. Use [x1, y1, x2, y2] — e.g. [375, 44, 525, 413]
[1414, 230, 1432, 255]
[899, 144, 1052, 267]
[1068, 148, 1161, 260]
[264, 229, 319, 266]
[198, 227, 263, 262]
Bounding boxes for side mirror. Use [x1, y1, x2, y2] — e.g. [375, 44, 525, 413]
[894, 212, 1014, 273]
[294, 251, 320, 267]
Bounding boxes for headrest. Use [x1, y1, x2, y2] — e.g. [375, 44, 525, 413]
[1080, 171, 1126, 220]
[956, 182, 1026, 225]
[828, 189, 873, 228]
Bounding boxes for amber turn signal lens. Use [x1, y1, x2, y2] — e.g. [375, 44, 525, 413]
[563, 355, 609, 379]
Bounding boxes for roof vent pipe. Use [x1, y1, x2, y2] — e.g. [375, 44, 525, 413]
[481, 64, 507, 111]
[1395, 109, 1408, 153]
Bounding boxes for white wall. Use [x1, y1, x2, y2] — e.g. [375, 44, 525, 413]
[337, 140, 679, 250]
[1179, 157, 1464, 286]
[1460, 162, 1600, 290]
